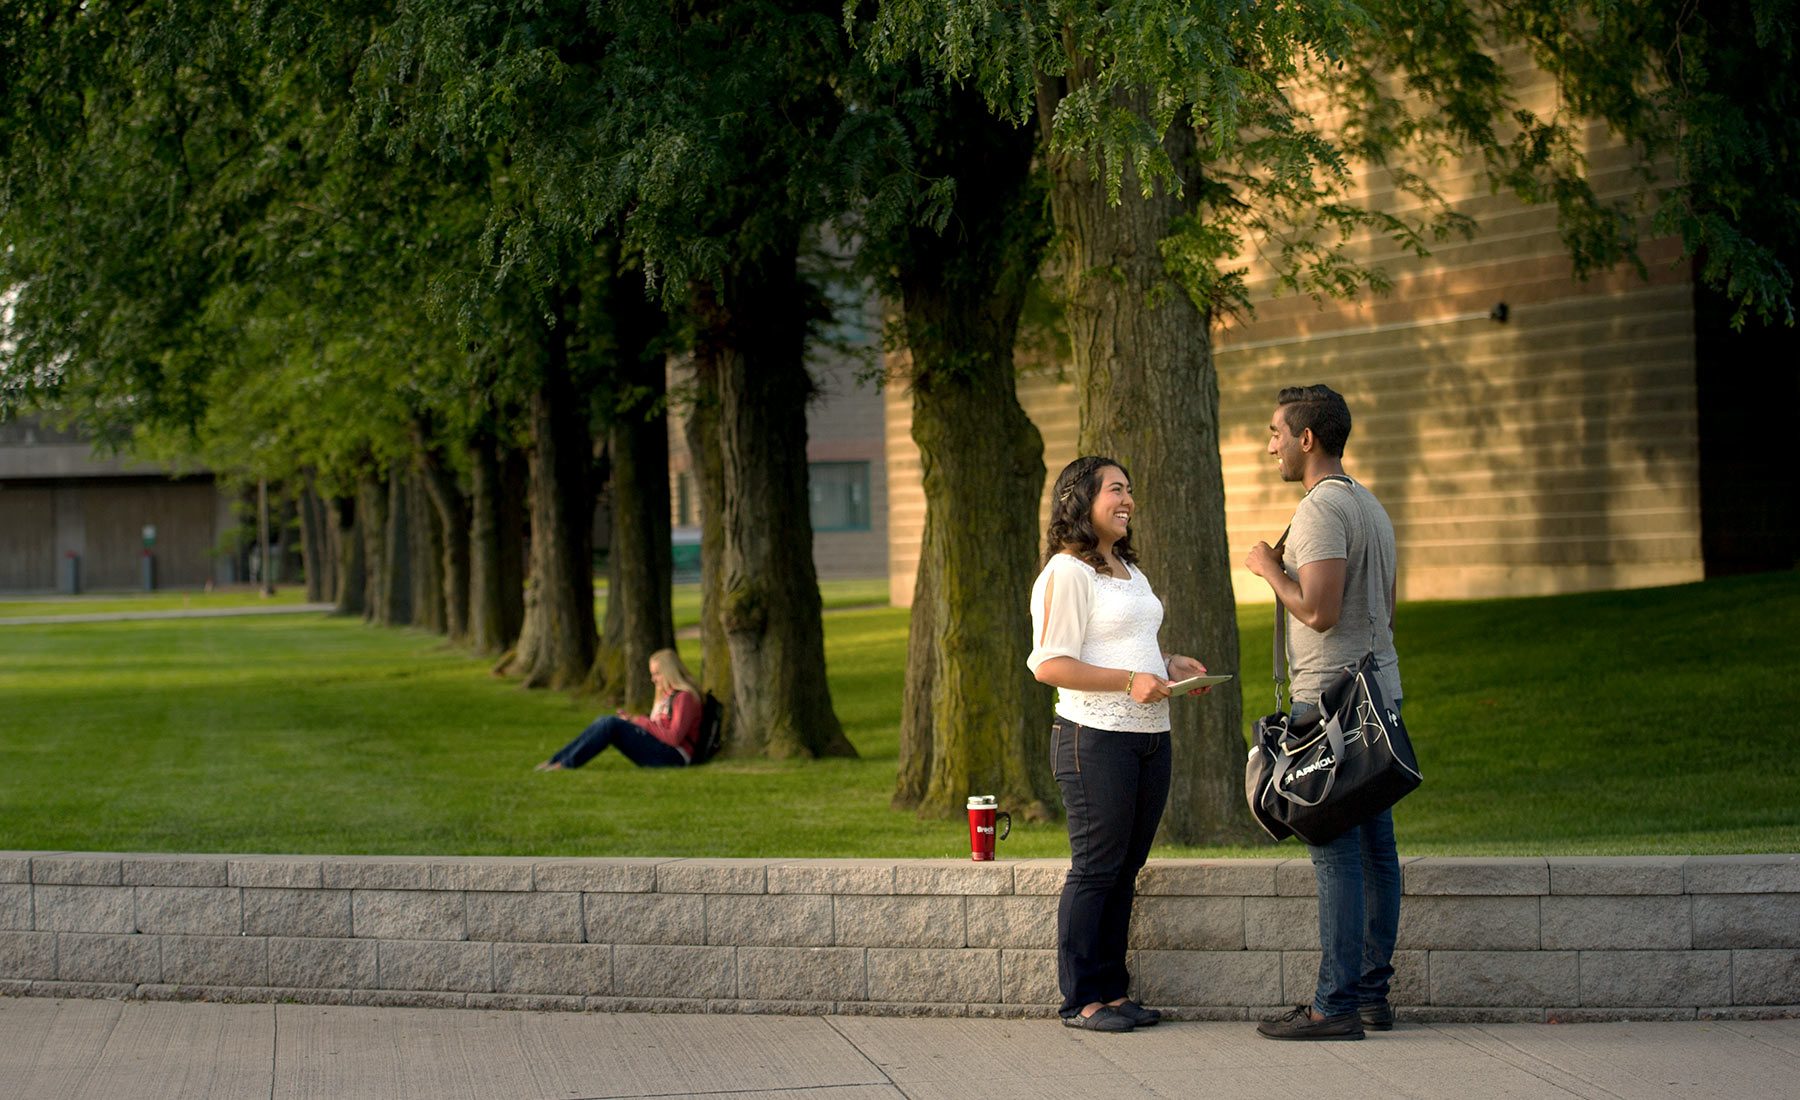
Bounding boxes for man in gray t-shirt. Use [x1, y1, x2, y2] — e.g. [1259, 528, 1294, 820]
[1244, 384, 1404, 1043]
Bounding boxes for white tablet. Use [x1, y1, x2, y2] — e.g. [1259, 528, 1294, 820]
[1166, 673, 1233, 693]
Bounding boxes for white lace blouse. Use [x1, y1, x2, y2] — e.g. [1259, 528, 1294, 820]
[1026, 553, 1170, 733]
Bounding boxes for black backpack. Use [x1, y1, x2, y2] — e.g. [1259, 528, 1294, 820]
[692, 692, 725, 764]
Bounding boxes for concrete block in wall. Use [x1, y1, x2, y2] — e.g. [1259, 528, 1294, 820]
[1405, 858, 1549, 895]
[426, 860, 536, 893]
[1398, 897, 1539, 950]
[1431, 950, 1578, 1006]
[122, 856, 229, 887]
[228, 857, 324, 889]
[0, 884, 29, 930]
[31, 856, 122, 885]
[1280, 949, 1427, 1006]
[1136, 860, 1281, 897]
[161, 935, 268, 986]
[584, 892, 704, 946]
[33, 885, 132, 933]
[351, 890, 465, 941]
[267, 937, 376, 989]
[965, 896, 1057, 949]
[1731, 950, 1800, 1006]
[1275, 859, 1318, 896]
[532, 859, 661, 893]
[1011, 861, 1068, 896]
[1548, 857, 1686, 895]
[0, 930, 56, 979]
[1685, 855, 1800, 894]
[466, 892, 582, 944]
[1693, 894, 1800, 948]
[769, 860, 895, 896]
[834, 895, 964, 948]
[868, 948, 1000, 1003]
[1244, 896, 1318, 950]
[656, 859, 767, 894]
[612, 945, 735, 999]
[377, 940, 493, 992]
[894, 862, 1014, 896]
[134, 887, 241, 935]
[243, 889, 351, 938]
[1541, 896, 1691, 950]
[0, 854, 31, 882]
[57, 932, 159, 983]
[706, 894, 834, 947]
[493, 943, 611, 996]
[1129, 896, 1244, 950]
[1128, 950, 1282, 1007]
[1000, 949, 1057, 1005]
[1580, 950, 1732, 1007]
[739, 947, 868, 1001]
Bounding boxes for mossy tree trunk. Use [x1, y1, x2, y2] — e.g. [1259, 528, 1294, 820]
[418, 441, 471, 645]
[332, 495, 364, 617]
[379, 464, 414, 627]
[468, 430, 525, 657]
[684, 351, 733, 745]
[1039, 82, 1254, 844]
[693, 243, 853, 759]
[893, 92, 1053, 818]
[506, 300, 598, 691]
[358, 474, 388, 624]
[587, 270, 675, 712]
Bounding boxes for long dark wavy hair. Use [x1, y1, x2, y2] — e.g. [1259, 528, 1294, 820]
[1043, 455, 1137, 576]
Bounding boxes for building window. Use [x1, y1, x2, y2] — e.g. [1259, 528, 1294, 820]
[676, 473, 693, 527]
[809, 462, 871, 532]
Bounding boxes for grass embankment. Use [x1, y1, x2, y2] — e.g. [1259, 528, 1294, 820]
[1, 572, 1794, 858]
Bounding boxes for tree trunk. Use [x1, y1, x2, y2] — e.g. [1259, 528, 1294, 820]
[894, 93, 1053, 818]
[505, 301, 598, 690]
[298, 472, 330, 604]
[358, 474, 388, 623]
[1039, 81, 1254, 844]
[379, 464, 413, 627]
[693, 247, 852, 759]
[684, 351, 733, 744]
[332, 495, 364, 616]
[468, 431, 525, 656]
[418, 446, 471, 644]
[587, 269, 675, 712]
[408, 467, 446, 633]
[893, 507, 936, 809]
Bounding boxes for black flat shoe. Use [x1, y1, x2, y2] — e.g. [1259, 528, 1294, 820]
[1114, 1000, 1161, 1027]
[1062, 1005, 1135, 1032]
[1256, 1005, 1364, 1041]
[1358, 1001, 1394, 1031]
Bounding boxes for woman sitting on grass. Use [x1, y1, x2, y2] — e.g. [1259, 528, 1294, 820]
[537, 649, 703, 770]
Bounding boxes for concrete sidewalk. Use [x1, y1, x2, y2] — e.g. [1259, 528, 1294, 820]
[0, 603, 335, 626]
[2, 998, 1795, 1099]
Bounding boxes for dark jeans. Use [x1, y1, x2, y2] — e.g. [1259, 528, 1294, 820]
[550, 716, 687, 769]
[1293, 698, 1403, 1018]
[1050, 716, 1171, 1016]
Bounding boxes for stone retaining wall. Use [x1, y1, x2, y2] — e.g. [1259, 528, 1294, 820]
[2, 852, 1795, 1021]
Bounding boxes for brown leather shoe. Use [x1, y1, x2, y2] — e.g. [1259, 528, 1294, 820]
[1358, 1001, 1394, 1031]
[1257, 1004, 1364, 1041]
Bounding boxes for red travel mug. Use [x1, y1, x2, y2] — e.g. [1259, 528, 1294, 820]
[966, 795, 1012, 861]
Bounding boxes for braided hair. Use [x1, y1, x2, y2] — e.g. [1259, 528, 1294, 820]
[1043, 455, 1136, 576]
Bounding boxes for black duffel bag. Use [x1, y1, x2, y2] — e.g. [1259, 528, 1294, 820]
[1246, 650, 1421, 845]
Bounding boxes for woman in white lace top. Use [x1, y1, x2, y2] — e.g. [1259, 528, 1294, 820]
[1027, 456, 1212, 1032]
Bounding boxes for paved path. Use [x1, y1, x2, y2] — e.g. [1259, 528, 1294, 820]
[0, 603, 334, 626]
[2, 998, 1795, 1099]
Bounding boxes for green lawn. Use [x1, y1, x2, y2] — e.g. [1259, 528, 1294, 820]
[0, 586, 309, 619]
[1, 571, 1795, 858]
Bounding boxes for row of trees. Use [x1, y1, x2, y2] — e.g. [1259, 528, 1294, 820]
[3, 0, 1792, 838]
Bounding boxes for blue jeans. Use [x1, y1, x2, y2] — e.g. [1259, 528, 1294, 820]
[1292, 698, 1403, 1018]
[550, 716, 687, 769]
[1050, 717, 1171, 1015]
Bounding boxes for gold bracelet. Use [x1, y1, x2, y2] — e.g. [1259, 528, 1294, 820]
[1125, 670, 1136, 694]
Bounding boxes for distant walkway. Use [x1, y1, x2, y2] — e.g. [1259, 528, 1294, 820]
[0, 603, 334, 627]
[1, 997, 1794, 1099]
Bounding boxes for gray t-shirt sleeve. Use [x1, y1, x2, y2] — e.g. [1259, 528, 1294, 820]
[1286, 491, 1350, 569]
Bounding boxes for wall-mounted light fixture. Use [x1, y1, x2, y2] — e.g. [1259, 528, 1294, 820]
[1489, 301, 1510, 323]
